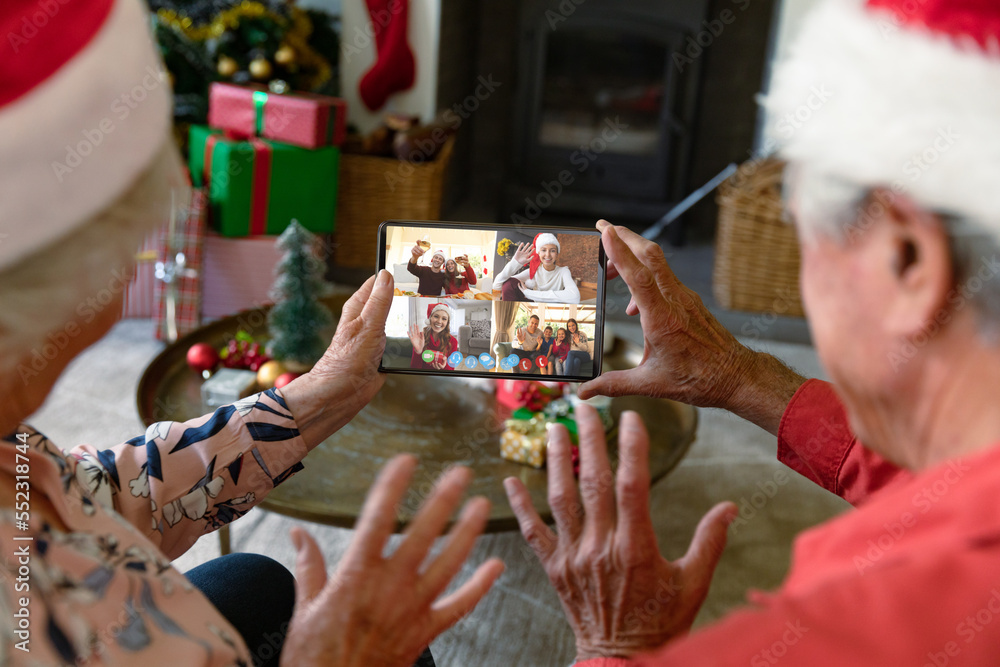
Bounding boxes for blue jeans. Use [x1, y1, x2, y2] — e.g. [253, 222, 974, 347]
[187, 553, 435, 667]
[564, 350, 590, 376]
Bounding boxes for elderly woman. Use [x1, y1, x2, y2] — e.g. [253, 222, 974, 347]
[504, 0, 1000, 664]
[0, 1, 502, 665]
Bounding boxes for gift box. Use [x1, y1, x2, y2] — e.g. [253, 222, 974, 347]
[201, 368, 258, 409]
[208, 83, 347, 149]
[189, 125, 339, 238]
[201, 231, 284, 320]
[154, 187, 206, 340]
[496, 380, 568, 411]
[500, 413, 548, 468]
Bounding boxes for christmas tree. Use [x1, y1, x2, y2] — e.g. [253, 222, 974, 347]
[148, 0, 340, 125]
[267, 220, 333, 368]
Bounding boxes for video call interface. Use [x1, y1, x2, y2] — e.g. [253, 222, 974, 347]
[381, 223, 602, 378]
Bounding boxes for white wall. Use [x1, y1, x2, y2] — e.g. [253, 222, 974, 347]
[340, 0, 441, 134]
[757, 0, 824, 150]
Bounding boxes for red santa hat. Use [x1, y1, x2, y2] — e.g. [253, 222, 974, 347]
[0, 0, 172, 270]
[426, 302, 452, 322]
[763, 0, 1000, 229]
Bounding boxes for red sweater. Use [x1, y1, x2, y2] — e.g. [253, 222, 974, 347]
[444, 265, 478, 295]
[409, 334, 458, 370]
[582, 379, 1000, 666]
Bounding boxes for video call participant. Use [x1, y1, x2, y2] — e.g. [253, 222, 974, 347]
[408, 303, 458, 370]
[496, 233, 581, 303]
[513, 314, 543, 370]
[538, 326, 554, 375]
[550, 327, 571, 375]
[408, 245, 447, 296]
[565, 318, 591, 376]
[444, 256, 477, 295]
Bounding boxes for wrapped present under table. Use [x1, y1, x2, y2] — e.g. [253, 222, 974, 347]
[188, 125, 339, 238]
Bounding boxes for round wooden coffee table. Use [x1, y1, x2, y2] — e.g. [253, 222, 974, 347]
[137, 294, 697, 549]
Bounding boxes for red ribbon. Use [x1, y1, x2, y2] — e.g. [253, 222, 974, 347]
[248, 138, 271, 236]
[202, 132, 271, 236]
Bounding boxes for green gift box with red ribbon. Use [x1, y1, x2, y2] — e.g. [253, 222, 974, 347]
[188, 125, 339, 238]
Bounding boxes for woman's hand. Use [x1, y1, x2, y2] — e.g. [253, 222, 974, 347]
[504, 406, 736, 662]
[279, 271, 394, 449]
[408, 323, 425, 354]
[512, 242, 532, 266]
[431, 352, 448, 370]
[578, 221, 805, 435]
[281, 456, 505, 667]
[572, 332, 580, 344]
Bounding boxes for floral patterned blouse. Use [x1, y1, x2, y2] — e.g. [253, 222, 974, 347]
[0, 388, 307, 665]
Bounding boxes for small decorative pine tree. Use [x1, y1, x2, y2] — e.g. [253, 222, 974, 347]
[267, 220, 333, 368]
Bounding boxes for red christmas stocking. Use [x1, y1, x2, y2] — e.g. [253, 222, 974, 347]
[358, 0, 416, 111]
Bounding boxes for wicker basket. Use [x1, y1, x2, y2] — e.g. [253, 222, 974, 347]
[332, 137, 454, 268]
[712, 158, 805, 317]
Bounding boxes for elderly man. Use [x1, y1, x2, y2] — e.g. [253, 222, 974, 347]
[504, 0, 1000, 664]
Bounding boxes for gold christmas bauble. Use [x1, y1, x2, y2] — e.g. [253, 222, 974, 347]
[249, 57, 272, 80]
[217, 55, 238, 78]
[256, 360, 288, 388]
[274, 44, 296, 66]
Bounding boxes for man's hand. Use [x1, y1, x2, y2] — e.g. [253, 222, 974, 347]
[504, 406, 736, 661]
[411, 244, 426, 259]
[281, 457, 505, 667]
[516, 327, 526, 344]
[580, 221, 806, 435]
[280, 271, 394, 449]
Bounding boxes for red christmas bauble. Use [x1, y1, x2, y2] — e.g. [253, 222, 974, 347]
[274, 372, 301, 389]
[187, 343, 219, 373]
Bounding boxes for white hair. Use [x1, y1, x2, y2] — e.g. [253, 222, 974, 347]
[785, 165, 1000, 341]
[0, 141, 184, 384]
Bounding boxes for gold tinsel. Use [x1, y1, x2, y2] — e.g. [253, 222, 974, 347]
[155, 2, 331, 90]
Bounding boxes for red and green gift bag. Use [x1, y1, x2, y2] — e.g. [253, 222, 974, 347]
[188, 124, 339, 238]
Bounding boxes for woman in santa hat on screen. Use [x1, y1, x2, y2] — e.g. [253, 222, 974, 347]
[409, 302, 459, 370]
[496, 233, 581, 303]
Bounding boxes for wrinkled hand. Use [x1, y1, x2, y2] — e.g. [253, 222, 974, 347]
[280, 271, 393, 448]
[505, 406, 736, 661]
[281, 456, 505, 667]
[408, 323, 425, 355]
[512, 242, 532, 266]
[579, 221, 757, 411]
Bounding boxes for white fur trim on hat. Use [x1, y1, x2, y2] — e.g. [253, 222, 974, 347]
[431, 249, 446, 261]
[427, 302, 452, 323]
[0, 0, 171, 271]
[535, 233, 560, 251]
[761, 0, 1000, 229]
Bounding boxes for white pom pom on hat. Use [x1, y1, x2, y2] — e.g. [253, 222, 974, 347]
[0, 0, 172, 271]
[534, 233, 560, 251]
[761, 0, 1000, 230]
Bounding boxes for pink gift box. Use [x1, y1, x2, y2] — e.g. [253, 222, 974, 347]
[208, 82, 347, 149]
[201, 231, 283, 320]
